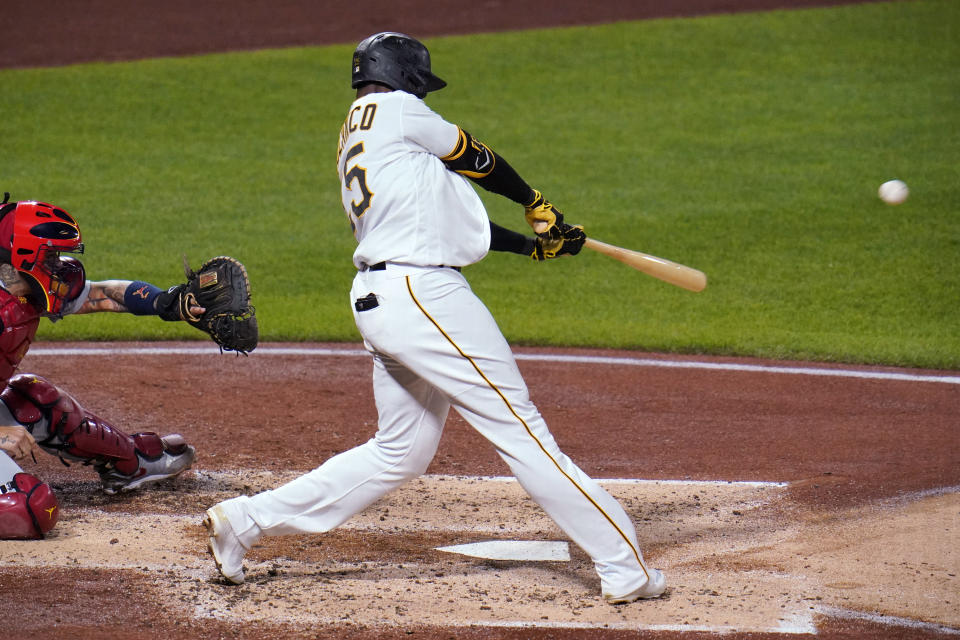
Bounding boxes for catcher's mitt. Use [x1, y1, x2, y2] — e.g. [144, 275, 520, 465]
[159, 256, 258, 354]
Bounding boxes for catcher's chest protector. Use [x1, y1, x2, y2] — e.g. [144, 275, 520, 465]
[0, 290, 40, 386]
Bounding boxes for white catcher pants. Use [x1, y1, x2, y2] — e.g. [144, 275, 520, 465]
[230, 263, 653, 595]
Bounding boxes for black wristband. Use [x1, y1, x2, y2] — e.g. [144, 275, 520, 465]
[155, 284, 186, 322]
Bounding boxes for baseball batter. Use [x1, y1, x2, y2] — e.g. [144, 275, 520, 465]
[205, 32, 665, 603]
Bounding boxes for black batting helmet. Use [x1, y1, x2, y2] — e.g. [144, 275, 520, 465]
[351, 32, 446, 99]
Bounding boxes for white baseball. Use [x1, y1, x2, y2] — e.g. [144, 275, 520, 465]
[878, 179, 909, 205]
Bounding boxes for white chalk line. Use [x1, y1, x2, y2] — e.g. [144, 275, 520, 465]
[440, 618, 817, 634]
[819, 606, 960, 635]
[479, 475, 788, 487]
[27, 344, 960, 384]
[197, 469, 788, 489]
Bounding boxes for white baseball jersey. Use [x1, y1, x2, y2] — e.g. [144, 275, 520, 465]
[337, 91, 491, 269]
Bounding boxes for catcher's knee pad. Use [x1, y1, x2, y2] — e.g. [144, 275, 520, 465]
[0, 472, 59, 539]
[1, 374, 140, 475]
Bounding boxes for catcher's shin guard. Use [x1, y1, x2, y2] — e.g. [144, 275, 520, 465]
[0, 374, 196, 494]
[0, 472, 59, 539]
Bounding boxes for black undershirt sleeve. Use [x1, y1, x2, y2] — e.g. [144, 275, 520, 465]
[489, 222, 535, 255]
[477, 150, 536, 204]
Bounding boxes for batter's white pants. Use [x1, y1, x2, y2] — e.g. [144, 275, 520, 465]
[228, 263, 654, 596]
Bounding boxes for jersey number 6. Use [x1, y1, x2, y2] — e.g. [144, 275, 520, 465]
[343, 142, 373, 218]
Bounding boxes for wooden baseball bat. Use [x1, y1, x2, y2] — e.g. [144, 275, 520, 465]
[583, 237, 707, 292]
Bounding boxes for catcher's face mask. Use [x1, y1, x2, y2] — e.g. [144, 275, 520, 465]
[9, 201, 85, 316]
[25, 252, 87, 316]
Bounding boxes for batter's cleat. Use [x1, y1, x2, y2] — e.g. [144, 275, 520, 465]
[604, 568, 667, 604]
[204, 503, 247, 585]
[98, 434, 196, 495]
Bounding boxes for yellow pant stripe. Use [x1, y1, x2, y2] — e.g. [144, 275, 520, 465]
[405, 276, 647, 576]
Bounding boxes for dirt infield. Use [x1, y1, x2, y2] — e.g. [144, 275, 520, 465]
[4, 0, 875, 69]
[3, 1, 957, 638]
[1, 343, 957, 639]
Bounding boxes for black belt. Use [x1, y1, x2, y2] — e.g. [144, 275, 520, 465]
[361, 262, 460, 272]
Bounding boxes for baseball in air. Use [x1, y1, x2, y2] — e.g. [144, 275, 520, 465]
[878, 179, 909, 205]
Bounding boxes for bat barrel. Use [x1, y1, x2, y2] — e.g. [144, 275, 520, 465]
[583, 238, 706, 292]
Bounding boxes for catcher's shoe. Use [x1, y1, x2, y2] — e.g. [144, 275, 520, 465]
[98, 434, 196, 495]
[604, 568, 667, 604]
[204, 503, 247, 584]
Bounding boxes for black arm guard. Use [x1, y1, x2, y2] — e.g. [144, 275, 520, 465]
[441, 128, 536, 205]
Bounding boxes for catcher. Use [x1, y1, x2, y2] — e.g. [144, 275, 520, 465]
[0, 195, 257, 540]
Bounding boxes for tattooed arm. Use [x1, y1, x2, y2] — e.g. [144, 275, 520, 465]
[72, 280, 133, 314]
[79, 280, 130, 313]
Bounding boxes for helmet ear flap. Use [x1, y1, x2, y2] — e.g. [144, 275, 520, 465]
[22, 273, 47, 310]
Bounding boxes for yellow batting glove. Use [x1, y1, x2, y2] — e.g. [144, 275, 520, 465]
[524, 189, 564, 241]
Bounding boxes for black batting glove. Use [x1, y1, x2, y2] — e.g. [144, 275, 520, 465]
[530, 224, 586, 261]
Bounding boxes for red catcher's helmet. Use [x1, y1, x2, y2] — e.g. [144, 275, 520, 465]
[0, 200, 85, 316]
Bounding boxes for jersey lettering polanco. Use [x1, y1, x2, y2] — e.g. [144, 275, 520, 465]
[337, 91, 491, 269]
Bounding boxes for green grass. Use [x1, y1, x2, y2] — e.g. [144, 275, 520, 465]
[2, 0, 958, 368]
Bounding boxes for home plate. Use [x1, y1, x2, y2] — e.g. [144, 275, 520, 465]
[435, 540, 571, 561]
